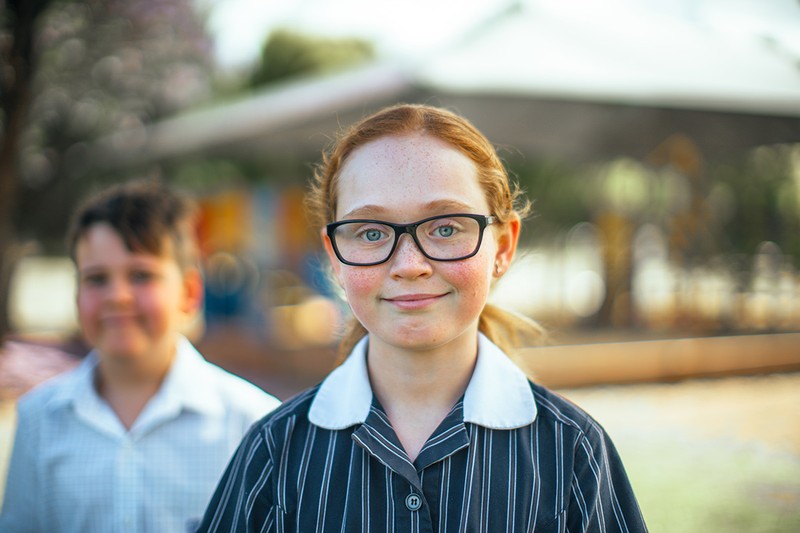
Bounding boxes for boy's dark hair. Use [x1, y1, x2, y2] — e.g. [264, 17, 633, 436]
[67, 180, 200, 272]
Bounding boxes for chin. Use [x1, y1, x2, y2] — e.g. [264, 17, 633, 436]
[386, 331, 448, 351]
[97, 337, 149, 359]
[102, 347, 146, 361]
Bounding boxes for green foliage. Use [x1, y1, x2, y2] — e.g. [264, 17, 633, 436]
[249, 28, 374, 88]
[711, 145, 800, 261]
[10, 0, 215, 250]
[167, 158, 284, 190]
[507, 145, 800, 264]
[506, 158, 591, 242]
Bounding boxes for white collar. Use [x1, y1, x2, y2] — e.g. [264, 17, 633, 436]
[48, 336, 224, 418]
[309, 333, 536, 430]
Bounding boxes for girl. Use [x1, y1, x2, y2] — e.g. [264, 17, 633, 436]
[198, 104, 647, 532]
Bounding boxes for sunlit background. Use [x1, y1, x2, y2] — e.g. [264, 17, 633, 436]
[2, 0, 800, 530]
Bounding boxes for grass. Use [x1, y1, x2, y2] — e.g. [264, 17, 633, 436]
[620, 437, 800, 532]
[562, 373, 800, 533]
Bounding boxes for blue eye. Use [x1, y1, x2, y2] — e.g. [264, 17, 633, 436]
[365, 229, 384, 242]
[352, 224, 390, 244]
[429, 219, 462, 239]
[435, 226, 455, 237]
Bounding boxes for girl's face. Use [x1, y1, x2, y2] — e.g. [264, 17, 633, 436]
[75, 223, 201, 369]
[324, 133, 519, 354]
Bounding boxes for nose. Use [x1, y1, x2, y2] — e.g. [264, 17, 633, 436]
[106, 276, 134, 303]
[389, 233, 432, 278]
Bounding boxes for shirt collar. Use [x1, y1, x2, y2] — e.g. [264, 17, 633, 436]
[308, 333, 536, 430]
[47, 352, 98, 410]
[158, 336, 226, 416]
[47, 336, 223, 417]
[308, 336, 373, 430]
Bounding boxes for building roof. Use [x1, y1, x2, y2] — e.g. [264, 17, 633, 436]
[92, 1, 800, 168]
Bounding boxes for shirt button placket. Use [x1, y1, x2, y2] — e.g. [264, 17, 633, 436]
[116, 439, 139, 531]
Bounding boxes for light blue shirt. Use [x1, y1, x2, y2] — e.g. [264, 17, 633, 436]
[0, 337, 280, 533]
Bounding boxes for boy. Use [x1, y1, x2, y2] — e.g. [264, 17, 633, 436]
[0, 180, 280, 532]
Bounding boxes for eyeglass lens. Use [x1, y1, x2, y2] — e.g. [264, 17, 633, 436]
[332, 215, 485, 265]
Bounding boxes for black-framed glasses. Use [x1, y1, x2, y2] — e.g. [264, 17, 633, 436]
[326, 213, 496, 266]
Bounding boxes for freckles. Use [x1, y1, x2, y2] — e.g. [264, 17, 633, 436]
[448, 259, 494, 303]
[346, 268, 375, 284]
[449, 258, 490, 283]
[340, 267, 381, 295]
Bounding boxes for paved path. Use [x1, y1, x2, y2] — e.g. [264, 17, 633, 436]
[562, 372, 800, 457]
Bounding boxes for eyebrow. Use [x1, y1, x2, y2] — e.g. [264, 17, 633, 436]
[340, 199, 478, 220]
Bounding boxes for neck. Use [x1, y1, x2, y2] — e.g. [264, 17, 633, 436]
[94, 346, 175, 430]
[367, 330, 478, 461]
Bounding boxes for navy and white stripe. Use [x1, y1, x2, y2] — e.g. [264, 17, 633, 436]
[198, 336, 647, 532]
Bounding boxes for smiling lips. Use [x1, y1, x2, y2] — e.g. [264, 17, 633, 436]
[384, 293, 447, 310]
[101, 314, 140, 326]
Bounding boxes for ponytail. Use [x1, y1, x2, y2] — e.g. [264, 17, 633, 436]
[478, 303, 548, 355]
[335, 320, 368, 364]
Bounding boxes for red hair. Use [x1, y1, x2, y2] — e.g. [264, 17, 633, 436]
[306, 103, 544, 360]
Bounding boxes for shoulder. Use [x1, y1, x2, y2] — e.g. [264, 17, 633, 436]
[194, 387, 324, 530]
[528, 381, 603, 438]
[10, 368, 85, 450]
[254, 385, 319, 429]
[195, 358, 281, 413]
[215, 385, 320, 478]
[527, 381, 627, 473]
[244, 385, 321, 447]
[15, 365, 83, 416]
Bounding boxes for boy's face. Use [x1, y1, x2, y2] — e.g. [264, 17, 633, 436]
[75, 223, 201, 366]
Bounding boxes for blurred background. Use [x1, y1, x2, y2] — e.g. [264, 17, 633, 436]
[1, 0, 800, 530]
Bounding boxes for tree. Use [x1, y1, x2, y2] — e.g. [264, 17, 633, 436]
[250, 28, 373, 88]
[0, 0, 214, 342]
[0, 0, 53, 343]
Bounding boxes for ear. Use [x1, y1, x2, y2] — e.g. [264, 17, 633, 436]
[321, 228, 344, 285]
[180, 267, 204, 316]
[493, 214, 520, 278]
